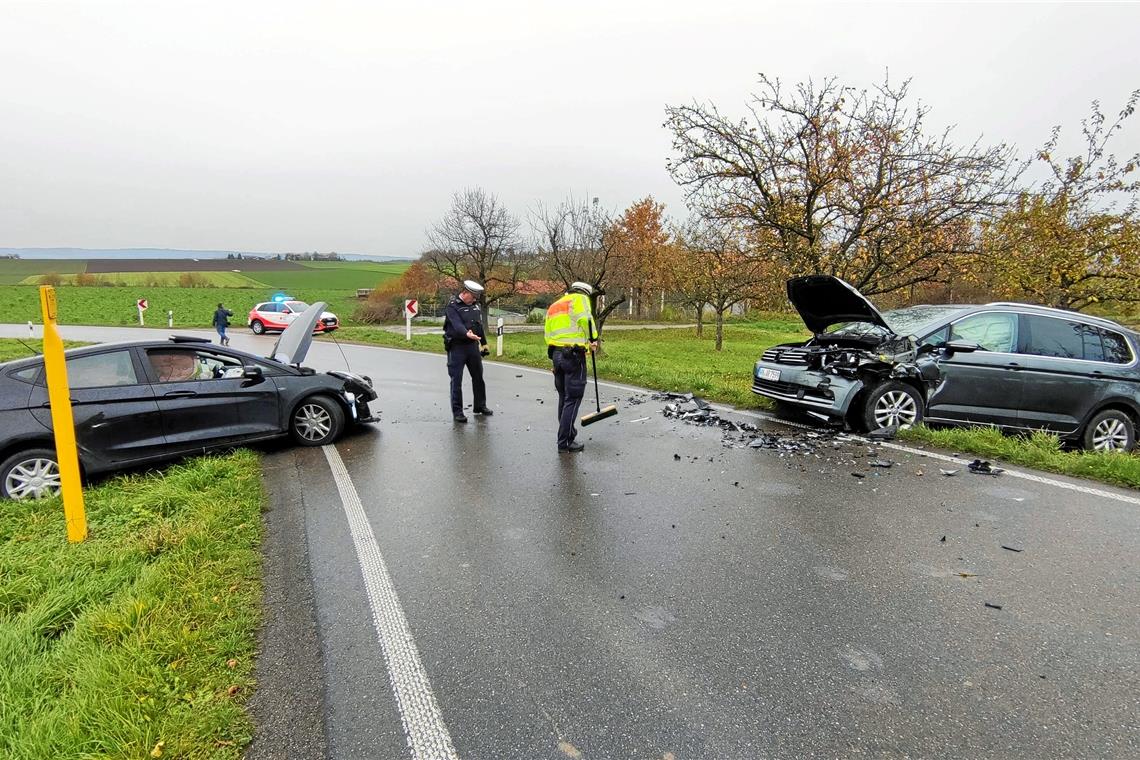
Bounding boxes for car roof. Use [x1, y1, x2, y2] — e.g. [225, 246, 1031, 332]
[0, 339, 290, 370]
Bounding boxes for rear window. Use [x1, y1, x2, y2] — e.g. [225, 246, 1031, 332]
[66, 351, 139, 388]
[1020, 315, 1124, 362]
[10, 365, 42, 384]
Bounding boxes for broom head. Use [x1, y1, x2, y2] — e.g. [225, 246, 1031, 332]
[580, 404, 618, 426]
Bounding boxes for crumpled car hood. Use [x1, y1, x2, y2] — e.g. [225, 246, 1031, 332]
[787, 275, 892, 335]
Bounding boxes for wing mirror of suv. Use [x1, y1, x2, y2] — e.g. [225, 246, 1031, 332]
[242, 365, 264, 382]
[943, 340, 981, 355]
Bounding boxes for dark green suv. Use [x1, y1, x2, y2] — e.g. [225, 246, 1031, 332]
[914, 303, 1138, 451]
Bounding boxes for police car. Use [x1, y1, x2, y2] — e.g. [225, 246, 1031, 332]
[248, 298, 339, 335]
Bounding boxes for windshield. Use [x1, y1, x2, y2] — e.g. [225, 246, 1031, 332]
[285, 301, 311, 312]
[824, 305, 967, 339]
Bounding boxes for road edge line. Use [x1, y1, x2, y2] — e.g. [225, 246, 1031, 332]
[321, 445, 460, 760]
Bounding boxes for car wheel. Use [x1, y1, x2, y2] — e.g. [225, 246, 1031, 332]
[290, 396, 344, 446]
[860, 381, 924, 431]
[0, 448, 62, 500]
[250, 320, 265, 335]
[1083, 409, 1135, 452]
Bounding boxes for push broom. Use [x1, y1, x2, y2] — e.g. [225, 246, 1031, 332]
[580, 347, 618, 426]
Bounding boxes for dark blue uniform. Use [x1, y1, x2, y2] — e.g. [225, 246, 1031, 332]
[443, 295, 488, 417]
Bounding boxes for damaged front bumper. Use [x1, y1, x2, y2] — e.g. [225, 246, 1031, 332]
[751, 361, 865, 419]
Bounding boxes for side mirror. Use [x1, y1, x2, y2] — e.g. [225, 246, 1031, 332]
[943, 340, 981, 355]
[243, 365, 264, 381]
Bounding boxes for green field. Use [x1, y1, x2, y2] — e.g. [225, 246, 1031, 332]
[248, 262, 406, 291]
[0, 260, 85, 285]
[0, 285, 363, 329]
[0, 451, 262, 759]
[22, 272, 269, 288]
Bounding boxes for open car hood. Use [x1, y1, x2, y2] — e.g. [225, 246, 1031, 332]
[270, 301, 327, 365]
[786, 276, 892, 335]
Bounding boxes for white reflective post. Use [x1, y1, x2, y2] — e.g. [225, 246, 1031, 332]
[167, 310, 173, 328]
[496, 317, 504, 356]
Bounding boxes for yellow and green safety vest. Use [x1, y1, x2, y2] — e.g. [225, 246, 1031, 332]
[544, 292, 596, 347]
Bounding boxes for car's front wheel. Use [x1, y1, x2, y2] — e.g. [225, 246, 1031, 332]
[1082, 409, 1136, 452]
[290, 396, 345, 446]
[250, 319, 266, 335]
[0, 448, 62, 500]
[860, 381, 924, 432]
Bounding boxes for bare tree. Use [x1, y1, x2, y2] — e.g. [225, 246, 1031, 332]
[531, 197, 626, 335]
[676, 220, 770, 350]
[424, 188, 528, 310]
[665, 74, 1020, 297]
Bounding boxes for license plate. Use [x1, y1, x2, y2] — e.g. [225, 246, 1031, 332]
[760, 368, 781, 382]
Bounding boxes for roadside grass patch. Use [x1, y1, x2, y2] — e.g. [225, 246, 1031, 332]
[0, 451, 263, 759]
[0, 338, 88, 362]
[901, 425, 1140, 489]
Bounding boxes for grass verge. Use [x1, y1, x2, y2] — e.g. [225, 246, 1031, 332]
[0, 338, 88, 363]
[0, 451, 263, 759]
[334, 322, 1140, 490]
[899, 425, 1140, 490]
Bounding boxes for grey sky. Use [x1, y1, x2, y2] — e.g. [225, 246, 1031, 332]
[2, 0, 1137, 257]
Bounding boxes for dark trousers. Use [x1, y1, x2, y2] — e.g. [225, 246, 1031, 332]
[447, 341, 486, 415]
[552, 347, 587, 448]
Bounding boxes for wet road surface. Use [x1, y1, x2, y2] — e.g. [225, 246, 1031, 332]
[3, 324, 1138, 759]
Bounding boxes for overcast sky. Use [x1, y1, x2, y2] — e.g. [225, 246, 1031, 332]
[2, 0, 1138, 257]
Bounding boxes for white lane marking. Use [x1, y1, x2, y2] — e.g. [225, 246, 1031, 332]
[325, 343, 1140, 506]
[322, 445, 460, 760]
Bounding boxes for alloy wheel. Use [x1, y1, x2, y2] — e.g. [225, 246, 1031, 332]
[1092, 417, 1130, 451]
[874, 390, 918, 428]
[295, 403, 333, 442]
[5, 457, 62, 500]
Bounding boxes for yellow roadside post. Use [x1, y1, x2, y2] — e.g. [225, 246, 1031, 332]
[39, 285, 87, 542]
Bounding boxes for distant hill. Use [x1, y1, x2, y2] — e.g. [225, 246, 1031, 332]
[0, 247, 413, 263]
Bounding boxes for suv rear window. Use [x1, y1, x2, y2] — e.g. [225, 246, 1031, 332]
[1019, 315, 1132, 362]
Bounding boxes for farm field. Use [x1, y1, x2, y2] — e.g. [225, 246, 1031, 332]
[20, 271, 269, 288]
[0, 259, 85, 284]
[0, 285, 364, 328]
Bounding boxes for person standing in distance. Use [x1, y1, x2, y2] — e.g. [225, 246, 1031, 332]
[444, 280, 493, 423]
[213, 302, 233, 346]
[544, 282, 598, 452]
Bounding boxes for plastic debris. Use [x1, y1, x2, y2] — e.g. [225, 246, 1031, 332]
[867, 426, 899, 440]
[869, 460, 894, 468]
[939, 468, 960, 476]
[984, 602, 1003, 610]
[1001, 545, 1024, 553]
[967, 459, 1004, 475]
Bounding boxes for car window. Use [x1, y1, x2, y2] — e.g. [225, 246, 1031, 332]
[1021, 315, 1101, 360]
[147, 348, 245, 382]
[949, 313, 1017, 353]
[259, 303, 278, 313]
[66, 351, 139, 388]
[285, 301, 310, 313]
[1100, 330, 1133, 364]
[919, 325, 949, 349]
[11, 364, 43, 384]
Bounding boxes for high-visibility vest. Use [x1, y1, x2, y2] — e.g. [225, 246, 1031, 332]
[544, 292, 596, 347]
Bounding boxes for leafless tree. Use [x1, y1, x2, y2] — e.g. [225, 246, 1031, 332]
[531, 197, 626, 335]
[665, 74, 1021, 296]
[424, 187, 528, 309]
[675, 219, 770, 350]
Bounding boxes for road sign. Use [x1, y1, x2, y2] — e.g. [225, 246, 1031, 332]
[404, 299, 417, 341]
[137, 298, 148, 310]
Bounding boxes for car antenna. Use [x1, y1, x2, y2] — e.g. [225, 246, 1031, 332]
[15, 338, 42, 356]
[328, 331, 352, 371]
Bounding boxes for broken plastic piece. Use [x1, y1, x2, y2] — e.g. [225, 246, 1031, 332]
[984, 602, 1003, 610]
[940, 468, 959, 476]
[1000, 545, 1024, 553]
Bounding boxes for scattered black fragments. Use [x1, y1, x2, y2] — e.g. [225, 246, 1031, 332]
[940, 468, 960, 477]
[940, 535, 947, 543]
[851, 472, 866, 479]
[867, 426, 899, 440]
[673, 453, 681, 461]
[515, 374, 523, 378]
[967, 459, 1005, 476]
[984, 602, 1003, 610]
[1001, 545, 1024, 553]
[869, 460, 894, 468]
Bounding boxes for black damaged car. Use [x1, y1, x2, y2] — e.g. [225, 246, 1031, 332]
[0, 302, 377, 499]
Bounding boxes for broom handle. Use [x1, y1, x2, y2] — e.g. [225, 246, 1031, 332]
[590, 348, 601, 413]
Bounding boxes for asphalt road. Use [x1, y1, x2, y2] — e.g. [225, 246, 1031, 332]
[3, 324, 1138, 759]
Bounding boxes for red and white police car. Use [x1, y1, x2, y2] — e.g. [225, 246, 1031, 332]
[248, 300, 339, 334]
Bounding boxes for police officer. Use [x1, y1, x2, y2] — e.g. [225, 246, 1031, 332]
[544, 282, 597, 452]
[444, 280, 493, 423]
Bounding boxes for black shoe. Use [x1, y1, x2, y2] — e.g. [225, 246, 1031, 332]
[453, 414, 468, 423]
[558, 442, 585, 453]
[473, 407, 494, 416]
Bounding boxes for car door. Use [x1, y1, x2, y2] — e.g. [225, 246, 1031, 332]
[144, 346, 281, 449]
[924, 311, 1025, 427]
[28, 348, 165, 466]
[1014, 315, 1122, 434]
